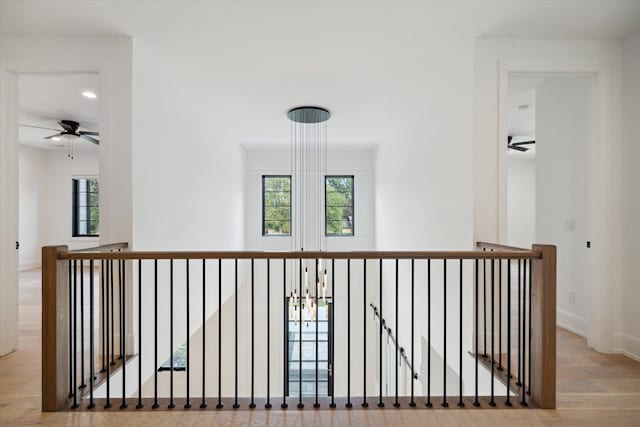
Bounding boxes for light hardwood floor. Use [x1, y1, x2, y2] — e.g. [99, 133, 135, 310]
[1, 268, 640, 426]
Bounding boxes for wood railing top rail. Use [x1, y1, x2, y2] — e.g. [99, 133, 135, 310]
[476, 241, 531, 252]
[68, 242, 129, 253]
[58, 249, 541, 261]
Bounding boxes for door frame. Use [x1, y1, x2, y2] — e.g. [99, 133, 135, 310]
[497, 59, 622, 353]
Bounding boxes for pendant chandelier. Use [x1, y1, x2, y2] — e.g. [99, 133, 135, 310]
[286, 106, 330, 325]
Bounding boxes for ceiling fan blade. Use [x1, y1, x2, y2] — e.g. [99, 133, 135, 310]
[79, 134, 100, 145]
[508, 145, 529, 152]
[78, 131, 99, 136]
[20, 123, 61, 132]
[511, 140, 535, 146]
[44, 132, 65, 140]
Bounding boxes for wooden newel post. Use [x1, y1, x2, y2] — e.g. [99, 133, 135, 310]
[531, 244, 556, 409]
[42, 245, 69, 411]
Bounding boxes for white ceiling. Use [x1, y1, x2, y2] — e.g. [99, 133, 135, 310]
[19, 74, 100, 151]
[507, 75, 548, 158]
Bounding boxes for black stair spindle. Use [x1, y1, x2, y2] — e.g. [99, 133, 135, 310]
[250, 259, 256, 409]
[233, 259, 239, 409]
[68, 261, 73, 399]
[71, 260, 79, 409]
[505, 259, 513, 406]
[315, 258, 320, 409]
[152, 260, 159, 409]
[483, 250, 487, 358]
[378, 259, 384, 408]
[528, 259, 533, 396]
[88, 260, 95, 409]
[217, 259, 224, 409]
[266, 259, 272, 409]
[346, 258, 352, 409]
[427, 259, 432, 408]
[516, 260, 522, 387]
[105, 260, 112, 409]
[520, 260, 528, 407]
[498, 259, 504, 371]
[330, 258, 336, 409]
[458, 259, 464, 407]
[490, 259, 496, 407]
[442, 259, 448, 408]
[101, 260, 106, 374]
[137, 260, 143, 409]
[80, 259, 86, 390]
[281, 259, 288, 410]
[201, 259, 207, 409]
[110, 258, 115, 367]
[394, 259, 399, 408]
[298, 258, 303, 410]
[169, 259, 175, 409]
[362, 259, 368, 408]
[473, 259, 480, 407]
[410, 259, 416, 407]
[120, 260, 127, 410]
[185, 260, 192, 409]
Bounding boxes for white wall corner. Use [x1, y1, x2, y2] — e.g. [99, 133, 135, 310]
[19, 259, 41, 271]
[612, 333, 640, 362]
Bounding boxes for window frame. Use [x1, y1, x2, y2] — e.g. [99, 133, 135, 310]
[324, 175, 354, 237]
[262, 175, 292, 237]
[72, 177, 99, 238]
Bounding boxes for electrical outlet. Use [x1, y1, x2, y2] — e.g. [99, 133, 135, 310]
[569, 291, 576, 305]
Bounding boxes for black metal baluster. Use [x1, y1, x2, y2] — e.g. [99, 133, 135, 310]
[473, 259, 480, 407]
[101, 260, 106, 374]
[516, 260, 522, 387]
[330, 258, 336, 409]
[152, 260, 159, 409]
[185, 260, 192, 409]
[483, 250, 487, 358]
[378, 259, 384, 408]
[346, 258, 352, 409]
[505, 259, 512, 406]
[498, 259, 503, 371]
[410, 259, 416, 407]
[80, 259, 86, 390]
[315, 258, 320, 409]
[104, 260, 111, 409]
[68, 261, 73, 399]
[250, 259, 256, 409]
[201, 259, 207, 409]
[362, 259, 368, 408]
[394, 258, 399, 408]
[281, 259, 288, 410]
[137, 259, 143, 409]
[298, 258, 303, 410]
[520, 260, 528, 407]
[217, 259, 224, 409]
[111, 258, 115, 367]
[118, 259, 123, 361]
[266, 259, 272, 409]
[88, 260, 95, 409]
[71, 260, 79, 409]
[427, 259, 432, 408]
[169, 259, 175, 409]
[233, 258, 239, 409]
[120, 260, 127, 410]
[490, 259, 496, 407]
[528, 259, 532, 396]
[458, 259, 464, 407]
[442, 259, 448, 408]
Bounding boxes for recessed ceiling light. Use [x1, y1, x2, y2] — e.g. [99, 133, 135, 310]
[51, 136, 61, 141]
[82, 91, 97, 99]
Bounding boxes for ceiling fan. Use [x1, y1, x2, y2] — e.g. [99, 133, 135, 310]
[20, 119, 99, 145]
[508, 135, 535, 152]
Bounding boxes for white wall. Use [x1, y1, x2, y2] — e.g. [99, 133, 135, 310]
[18, 146, 45, 270]
[536, 77, 592, 337]
[506, 157, 536, 248]
[620, 31, 640, 360]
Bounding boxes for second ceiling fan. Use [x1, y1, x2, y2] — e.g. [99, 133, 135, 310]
[508, 135, 535, 152]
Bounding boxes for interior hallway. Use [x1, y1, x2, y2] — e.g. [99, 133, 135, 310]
[1, 268, 640, 426]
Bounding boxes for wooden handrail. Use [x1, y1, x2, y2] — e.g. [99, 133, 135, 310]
[69, 242, 128, 253]
[59, 249, 541, 261]
[476, 241, 531, 252]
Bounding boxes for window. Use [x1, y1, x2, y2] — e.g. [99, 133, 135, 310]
[158, 343, 186, 372]
[287, 300, 332, 397]
[72, 178, 99, 237]
[262, 175, 291, 236]
[325, 176, 354, 236]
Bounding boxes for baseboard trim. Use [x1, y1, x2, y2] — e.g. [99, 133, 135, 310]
[557, 309, 588, 338]
[612, 333, 640, 362]
[19, 259, 41, 271]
